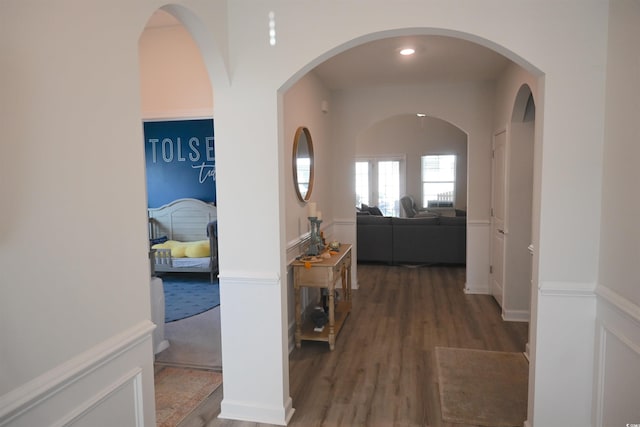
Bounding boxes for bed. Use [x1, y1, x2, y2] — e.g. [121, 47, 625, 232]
[148, 198, 218, 282]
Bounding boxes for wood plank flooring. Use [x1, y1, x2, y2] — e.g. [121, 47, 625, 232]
[202, 264, 528, 427]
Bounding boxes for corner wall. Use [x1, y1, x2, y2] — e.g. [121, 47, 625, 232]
[593, 1, 640, 425]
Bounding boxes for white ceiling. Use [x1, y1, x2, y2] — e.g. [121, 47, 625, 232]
[146, 11, 512, 90]
[312, 35, 512, 90]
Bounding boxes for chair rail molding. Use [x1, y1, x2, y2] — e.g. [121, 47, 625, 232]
[0, 320, 156, 427]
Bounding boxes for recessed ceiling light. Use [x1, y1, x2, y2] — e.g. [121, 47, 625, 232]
[416, 113, 427, 118]
[399, 48, 415, 56]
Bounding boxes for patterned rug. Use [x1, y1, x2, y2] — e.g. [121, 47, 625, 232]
[435, 347, 528, 427]
[154, 366, 222, 427]
[159, 273, 220, 323]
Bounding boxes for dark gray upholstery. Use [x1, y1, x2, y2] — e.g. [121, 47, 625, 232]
[356, 214, 466, 265]
[356, 215, 393, 263]
[392, 216, 465, 264]
[400, 195, 438, 218]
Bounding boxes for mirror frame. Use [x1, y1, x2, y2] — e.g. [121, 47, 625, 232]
[292, 126, 315, 202]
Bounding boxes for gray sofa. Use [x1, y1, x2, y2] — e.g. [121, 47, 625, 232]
[356, 214, 466, 265]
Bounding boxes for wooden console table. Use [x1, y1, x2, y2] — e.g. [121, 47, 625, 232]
[293, 244, 352, 350]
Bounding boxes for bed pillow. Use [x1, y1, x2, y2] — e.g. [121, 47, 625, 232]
[151, 240, 178, 250]
[184, 240, 210, 258]
[170, 245, 186, 258]
[151, 240, 210, 258]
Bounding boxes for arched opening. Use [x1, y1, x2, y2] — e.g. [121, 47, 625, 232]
[356, 114, 468, 217]
[138, 6, 224, 424]
[279, 31, 540, 426]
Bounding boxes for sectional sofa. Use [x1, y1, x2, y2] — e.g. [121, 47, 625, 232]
[356, 213, 466, 265]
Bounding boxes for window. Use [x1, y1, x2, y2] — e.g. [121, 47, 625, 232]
[377, 161, 400, 217]
[355, 161, 369, 207]
[421, 154, 456, 208]
[355, 157, 403, 217]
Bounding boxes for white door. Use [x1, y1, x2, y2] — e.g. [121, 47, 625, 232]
[490, 130, 508, 307]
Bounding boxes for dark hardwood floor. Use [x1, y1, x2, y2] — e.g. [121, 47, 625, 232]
[201, 263, 528, 427]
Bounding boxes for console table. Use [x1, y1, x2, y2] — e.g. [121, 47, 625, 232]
[292, 244, 352, 350]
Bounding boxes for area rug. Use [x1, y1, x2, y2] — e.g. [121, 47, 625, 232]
[160, 273, 220, 322]
[154, 366, 223, 427]
[154, 307, 222, 369]
[435, 347, 528, 427]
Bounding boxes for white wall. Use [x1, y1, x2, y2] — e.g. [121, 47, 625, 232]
[283, 73, 333, 247]
[356, 115, 468, 211]
[593, 1, 640, 425]
[138, 15, 213, 119]
[331, 82, 495, 293]
[0, 1, 616, 426]
[282, 72, 333, 351]
[0, 2, 226, 426]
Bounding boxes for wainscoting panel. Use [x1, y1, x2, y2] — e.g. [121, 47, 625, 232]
[218, 274, 293, 425]
[0, 321, 156, 427]
[593, 285, 640, 427]
[531, 281, 596, 426]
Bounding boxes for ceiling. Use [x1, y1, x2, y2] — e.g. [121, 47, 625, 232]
[312, 35, 512, 90]
[145, 11, 512, 90]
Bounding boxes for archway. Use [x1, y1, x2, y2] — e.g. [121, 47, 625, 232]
[279, 30, 542, 426]
[138, 6, 223, 423]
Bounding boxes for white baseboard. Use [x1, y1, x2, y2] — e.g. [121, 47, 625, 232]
[464, 282, 490, 294]
[219, 396, 295, 426]
[502, 309, 530, 322]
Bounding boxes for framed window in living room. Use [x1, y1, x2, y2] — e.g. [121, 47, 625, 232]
[355, 161, 370, 207]
[355, 157, 404, 217]
[421, 154, 456, 208]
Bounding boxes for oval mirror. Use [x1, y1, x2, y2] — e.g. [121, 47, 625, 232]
[292, 126, 314, 202]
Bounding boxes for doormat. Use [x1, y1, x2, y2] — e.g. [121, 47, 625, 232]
[435, 346, 528, 427]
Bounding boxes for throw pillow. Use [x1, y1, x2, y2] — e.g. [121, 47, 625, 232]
[368, 206, 383, 216]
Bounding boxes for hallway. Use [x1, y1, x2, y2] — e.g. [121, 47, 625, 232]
[204, 263, 528, 427]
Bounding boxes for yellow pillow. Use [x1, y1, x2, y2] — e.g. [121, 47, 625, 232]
[170, 244, 187, 258]
[185, 240, 210, 258]
[153, 240, 181, 249]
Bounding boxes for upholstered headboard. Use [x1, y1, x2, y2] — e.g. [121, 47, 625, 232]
[148, 198, 217, 242]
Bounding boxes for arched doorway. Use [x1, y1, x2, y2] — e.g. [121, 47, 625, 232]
[138, 6, 225, 424]
[279, 31, 541, 426]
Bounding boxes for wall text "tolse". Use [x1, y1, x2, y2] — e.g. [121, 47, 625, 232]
[147, 137, 214, 163]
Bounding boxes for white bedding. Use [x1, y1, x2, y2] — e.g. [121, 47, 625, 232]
[169, 257, 210, 269]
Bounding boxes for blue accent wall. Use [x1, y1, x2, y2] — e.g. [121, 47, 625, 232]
[144, 119, 216, 208]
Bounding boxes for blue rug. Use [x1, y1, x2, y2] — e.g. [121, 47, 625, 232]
[160, 273, 220, 323]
